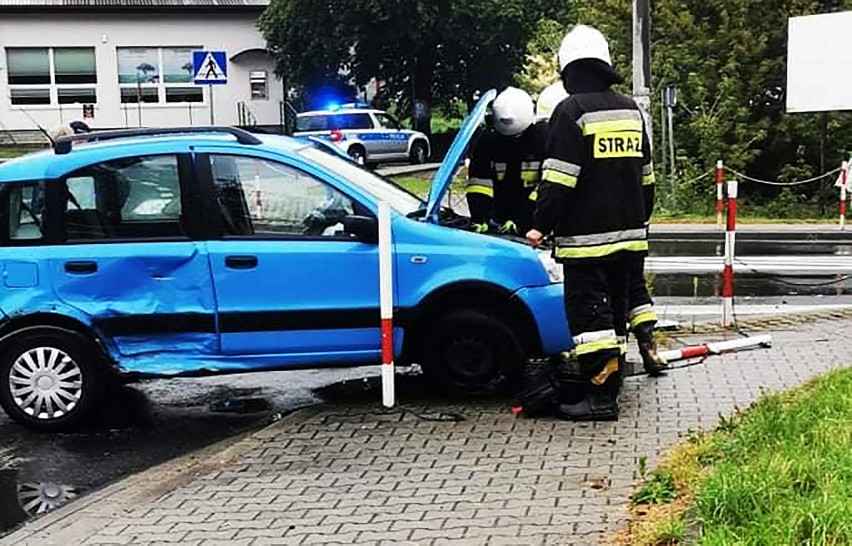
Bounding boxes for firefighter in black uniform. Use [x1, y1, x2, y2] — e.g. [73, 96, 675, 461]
[526, 25, 656, 421]
[466, 87, 548, 235]
[536, 80, 667, 377]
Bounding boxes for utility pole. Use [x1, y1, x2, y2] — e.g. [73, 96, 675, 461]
[632, 0, 653, 144]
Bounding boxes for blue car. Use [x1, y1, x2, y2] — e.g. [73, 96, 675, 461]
[0, 90, 572, 431]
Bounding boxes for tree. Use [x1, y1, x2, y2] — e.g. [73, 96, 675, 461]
[260, 0, 564, 126]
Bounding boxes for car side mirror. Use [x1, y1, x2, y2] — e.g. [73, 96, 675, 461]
[343, 215, 379, 244]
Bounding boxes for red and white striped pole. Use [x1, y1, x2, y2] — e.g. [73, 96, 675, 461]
[840, 161, 848, 231]
[378, 201, 395, 408]
[716, 160, 725, 229]
[722, 179, 738, 328]
[658, 334, 772, 363]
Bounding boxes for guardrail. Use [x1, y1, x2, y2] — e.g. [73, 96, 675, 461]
[646, 255, 852, 275]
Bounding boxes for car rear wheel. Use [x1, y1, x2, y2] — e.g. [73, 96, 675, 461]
[0, 329, 106, 432]
[410, 141, 428, 165]
[423, 308, 524, 395]
[348, 145, 367, 165]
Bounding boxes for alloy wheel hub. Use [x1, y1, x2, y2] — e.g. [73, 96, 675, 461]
[8, 347, 82, 420]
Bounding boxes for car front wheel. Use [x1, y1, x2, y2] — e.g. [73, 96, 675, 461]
[0, 329, 106, 432]
[423, 308, 524, 395]
[410, 141, 428, 165]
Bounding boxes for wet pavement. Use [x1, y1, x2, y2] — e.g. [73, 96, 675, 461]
[0, 236, 850, 537]
[0, 367, 377, 536]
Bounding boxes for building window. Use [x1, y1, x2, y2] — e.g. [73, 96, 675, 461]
[118, 47, 202, 105]
[6, 47, 97, 106]
[250, 71, 268, 100]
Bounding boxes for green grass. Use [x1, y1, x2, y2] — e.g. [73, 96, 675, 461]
[0, 146, 39, 159]
[626, 367, 852, 545]
[390, 174, 465, 196]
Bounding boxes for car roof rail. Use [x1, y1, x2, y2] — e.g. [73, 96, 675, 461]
[53, 126, 263, 155]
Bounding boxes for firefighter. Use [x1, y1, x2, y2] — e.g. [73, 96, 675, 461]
[526, 25, 655, 421]
[466, 87, 548, 235]
[535, 81, 569, 122]
[537, 80, 667, 376]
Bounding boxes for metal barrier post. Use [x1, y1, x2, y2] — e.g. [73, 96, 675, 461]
[378, 201, 395, 408]
[840, 161, 848, 231]
[716, 160, 725, 229]
[722, 179, 738, 328]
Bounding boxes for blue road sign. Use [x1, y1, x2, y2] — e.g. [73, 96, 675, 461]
[193, 51, 228, 85]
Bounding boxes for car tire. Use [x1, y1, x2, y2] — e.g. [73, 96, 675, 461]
[347, 145, 367, 165]
[410, 141, 428, 165]
[0, 329, 106, 432]
[423, 308, 524, 395]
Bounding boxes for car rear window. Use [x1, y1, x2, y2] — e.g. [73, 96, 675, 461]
[0, 181, 45, 244]
[296, 113, 374, 132]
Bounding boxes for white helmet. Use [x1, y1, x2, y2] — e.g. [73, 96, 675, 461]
[558, 25, 612, 72]
[491, 87, 535, 137]
[535, 81, 570, 121]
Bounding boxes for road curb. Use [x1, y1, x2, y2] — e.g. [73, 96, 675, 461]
[0, 407, 321, 545]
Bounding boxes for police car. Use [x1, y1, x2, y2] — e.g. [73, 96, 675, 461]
[294, 105, 430, 165]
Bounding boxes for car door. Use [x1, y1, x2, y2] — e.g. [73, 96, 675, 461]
[373, 113, 409, 157]
[198, 150, 383, 364]
[48, 151, 219, 364]
[341, 113, 387, 157]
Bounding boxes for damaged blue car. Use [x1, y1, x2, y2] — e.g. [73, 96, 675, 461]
[0, 90, 572, 431]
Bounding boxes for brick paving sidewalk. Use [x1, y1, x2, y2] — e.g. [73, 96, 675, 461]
[4, 317, 850, 546]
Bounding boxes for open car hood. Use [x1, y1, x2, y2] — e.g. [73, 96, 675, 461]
[424, 89, 497, 222]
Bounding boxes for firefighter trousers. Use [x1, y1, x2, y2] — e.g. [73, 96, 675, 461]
[627, 255, 658, 331]
[562, 254, 636, 395]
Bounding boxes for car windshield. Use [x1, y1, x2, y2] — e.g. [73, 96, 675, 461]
[299, 145, 423, 215]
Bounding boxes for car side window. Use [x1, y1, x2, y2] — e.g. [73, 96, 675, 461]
[64, 154, 185, 241]
[375, 113, 401, 130]
[210, 155, 355, 238]
[0, 182, 45, 244]
[296, 115, 329, 132]
[339, 114, 374, 130]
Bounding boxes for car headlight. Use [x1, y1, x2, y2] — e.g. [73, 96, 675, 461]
[537, 251, 563, 283]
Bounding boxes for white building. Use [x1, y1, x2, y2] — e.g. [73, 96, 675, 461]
[0, 0, 284, 141]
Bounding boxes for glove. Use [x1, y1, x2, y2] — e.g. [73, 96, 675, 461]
[498, 220, 518, 235]
[472, 222, 489, 234]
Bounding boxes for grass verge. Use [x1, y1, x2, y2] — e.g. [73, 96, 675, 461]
[622, 367, 852, 545]
[390, 174, 465, 196]
[0, 146, 40, 159]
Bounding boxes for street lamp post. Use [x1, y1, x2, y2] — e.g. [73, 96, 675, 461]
[632, 0, 652, 142]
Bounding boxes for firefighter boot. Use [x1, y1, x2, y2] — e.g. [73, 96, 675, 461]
[634, 322, 668, 376]
[555, 356, 620, 422]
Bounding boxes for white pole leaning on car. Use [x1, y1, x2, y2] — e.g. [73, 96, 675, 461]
[378, 201, 396, 408]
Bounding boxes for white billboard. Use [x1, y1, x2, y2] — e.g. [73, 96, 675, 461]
[787, 11, 852, 113]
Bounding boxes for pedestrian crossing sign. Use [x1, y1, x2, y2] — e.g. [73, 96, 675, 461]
[193, 51, 228, 85]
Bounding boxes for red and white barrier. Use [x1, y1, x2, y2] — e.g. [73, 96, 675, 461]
[722, 180, 738, 327]
[716, 160, 725, 229]
[378, 201, 395, 408]
[839, 161, 848, 231]
[658, 334, 772, 363]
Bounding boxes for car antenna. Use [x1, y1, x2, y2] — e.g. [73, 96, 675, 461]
[15, 107, 54, 145]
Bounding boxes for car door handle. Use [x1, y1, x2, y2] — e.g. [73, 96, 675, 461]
[65, 261, 97, 274]
[225, 255, 258, 269]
